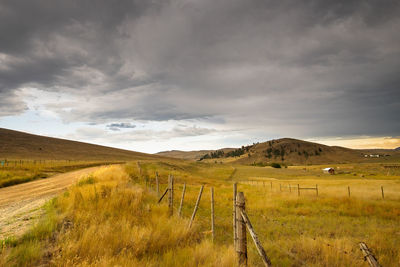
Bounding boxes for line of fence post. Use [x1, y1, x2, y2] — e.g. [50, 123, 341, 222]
[178, 183, 186, 217]
[211, 187, 215, 242]
[236, 192, 247, 266]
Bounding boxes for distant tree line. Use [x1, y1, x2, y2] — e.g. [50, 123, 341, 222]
[199, 145, 254, 160]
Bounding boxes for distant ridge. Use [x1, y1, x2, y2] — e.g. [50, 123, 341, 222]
[157, 138, 400, 165]
[0, 128, 161, 161]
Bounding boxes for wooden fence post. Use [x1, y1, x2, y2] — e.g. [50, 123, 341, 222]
[233, 183, 237, 248]
[381, 186, 384, 199]
[236, 192, 247, 266]
[270, 182, 272, 190]
[289, 185, 292, 193]
[178, 183, 186, 217]
[156, 172, 159, 197]
[316, 184, 318, 196]
[279, 184, 282, 192]
[168, 174, 174, 217]
[240, 209, 272, 267]
[348, 186, 351, 197]
[298, 184, 300, 196]
[359, 242, 381, 267]
[188, 185, 204, 229]
[137, 161, 142, 179]
[211, 187, 215, 242]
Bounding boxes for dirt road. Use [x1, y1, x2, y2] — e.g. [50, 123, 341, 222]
[0, 166, 103, 239]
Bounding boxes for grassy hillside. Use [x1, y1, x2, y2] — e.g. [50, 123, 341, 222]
[163, 138, 400, 165]
[156, 148, 235, 161]
[0, 128, 160, 161]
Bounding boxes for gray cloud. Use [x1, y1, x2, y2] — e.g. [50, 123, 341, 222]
[0, 0, 399, 138]
[107, 122, 136, 131]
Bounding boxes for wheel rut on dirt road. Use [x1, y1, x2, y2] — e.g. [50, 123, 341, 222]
[0, 166, 104, 239]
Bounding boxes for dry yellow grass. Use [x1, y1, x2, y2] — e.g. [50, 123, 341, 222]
[1, 160, 399, 266]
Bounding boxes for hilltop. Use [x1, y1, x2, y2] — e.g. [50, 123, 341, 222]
[158, 138, 400, 165]
[0, 128, 161, 161]
[156, 148, 235, 160]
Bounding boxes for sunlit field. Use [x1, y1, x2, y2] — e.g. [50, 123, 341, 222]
[0, 160, 123, 188]
[1, 160, 399, 266]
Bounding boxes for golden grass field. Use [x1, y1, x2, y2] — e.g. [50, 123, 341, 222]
[0, 160, 124, 188]
[1, 159, 399, 266]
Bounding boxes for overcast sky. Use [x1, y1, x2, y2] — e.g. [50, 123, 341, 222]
[1, 0, 399, 153]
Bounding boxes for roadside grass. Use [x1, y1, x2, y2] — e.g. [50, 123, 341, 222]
[1, 165, 236, 266]
[0, 160, 123, 188]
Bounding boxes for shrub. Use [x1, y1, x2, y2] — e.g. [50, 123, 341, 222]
[271, 163, 281, 168]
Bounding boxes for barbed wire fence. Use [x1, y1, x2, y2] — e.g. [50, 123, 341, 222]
[135, 161, 384, 267]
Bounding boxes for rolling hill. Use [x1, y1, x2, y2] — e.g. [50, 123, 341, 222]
[157, 138, 400, 165]
[156, 148, 236, 160]
[0, 128, 161, 161]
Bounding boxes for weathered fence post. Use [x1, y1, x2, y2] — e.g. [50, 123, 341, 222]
[348, 186, 351, 197]
[236, 192, 247, 266]
[137, 161, 142, 179]
[240, 209, 272, 267]
[156, 172, 159, 197]
[316, 184, 318, 196]
[168, 174, 174, 217]
[298, 184, 300, 196]
[178, 183, 186, 217]
[381, 186, 384, 199]
[359, 242, 381, 267]
[211, 187, 215, 242]
[233, 183, 237, 248]
[188, 185, 204, 229]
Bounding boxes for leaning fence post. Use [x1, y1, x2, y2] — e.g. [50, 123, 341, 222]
[381, 186, 384, 199]
[211, 187, 215, 242]
[233, 183, 237, 248]
[178, 183, 186, 217]
[156, 172, 159, 197]
[236, 192, 247, 266]
[359, 242, 381, 267]
[188, 185, 204, 229]
[240, 209, 272, 267]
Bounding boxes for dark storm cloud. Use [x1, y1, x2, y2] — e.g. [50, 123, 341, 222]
[0, 0, 399, 137]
